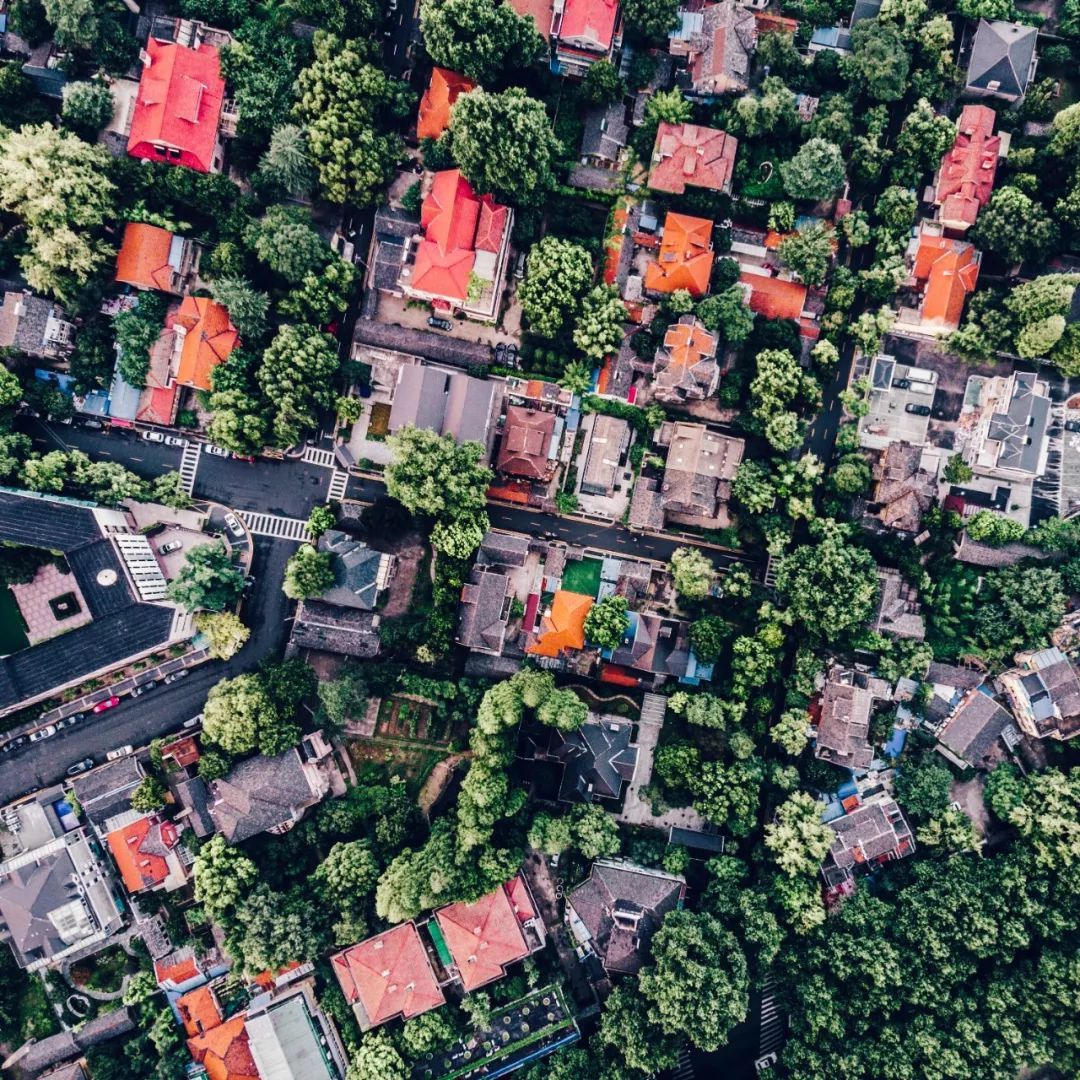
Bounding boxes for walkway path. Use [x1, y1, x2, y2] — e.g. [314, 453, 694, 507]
[352, 318, 492, 369]
[236, 511, 310, 542]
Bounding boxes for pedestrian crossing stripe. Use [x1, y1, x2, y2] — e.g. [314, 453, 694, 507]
[236, 512, 311, 541]
[302, 446, 337, 469]
[328, 471, 349, 501]
[178, 442, 200, 495]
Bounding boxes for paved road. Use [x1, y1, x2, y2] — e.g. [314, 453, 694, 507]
[352, 317, 493, 368]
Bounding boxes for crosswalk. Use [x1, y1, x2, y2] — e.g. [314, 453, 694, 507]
[178, 442, 200, 495]
[670, 1046, 695, 1080]
[237, 512, 311, 541]
[757, 977, 786, 1068]
[302, 446, 336, 469]
[328, 471, 349, 501]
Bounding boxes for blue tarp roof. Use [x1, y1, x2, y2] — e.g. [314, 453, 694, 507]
[882, 726, 907, 760]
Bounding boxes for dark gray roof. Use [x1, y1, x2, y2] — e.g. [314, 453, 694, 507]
[65, 540, 134, 616]
[937, 690, 1012, 767]
[388, 365, 497, 445]
[822, 798, 914, 886]
[373, 236, 406, 292]
[72, 757, 144, 826]
[318, 530, 384, 610]
[568, 860, 684, 975]
[17, 1008, 134, 1077]
[374, 206, 422, 241]
[581, 101, 629, 163]
[967, 19, 1038, 97]
[476, 530, 529, 569]
[38, 1064, 89, 1080]
[926, 662, 984, 692]
[0, 490, 101, 551]
[457, 569, 511, 653]
[0, 848, 85, 964]
[553, 719, 638, 802]
[0, 291, 67, 356]
[290, 599, 381, 658]
[209, 748, 320, 843]
[850, 0, 881, 22]
[174, 776, 215, 837]
[986, 371, 1049, 474]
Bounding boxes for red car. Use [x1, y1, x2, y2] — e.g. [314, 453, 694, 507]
[92, 696, 120, 714]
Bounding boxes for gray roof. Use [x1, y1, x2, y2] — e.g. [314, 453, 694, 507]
[986, 371, 1049, 474]
[38, 1064, 89, 1080]
[457, 569, 511, 654]
[318, 530, 385, 610]
[568, 859, 683, 975]
[822, 798, 914, 886]
[174, 776, 215, 838]
[245, 992, 337, 1080]
[581, 101, 629, 163]
[927, 662, 984, 692]
[290, 599, 380, 658]
[71, 757, 144, 827]
[815, 679, 875, 771]
[552, 719, 638, 802]
[937, 691, 1013, 767]
[609, 612, 693, 678]
[0, 848, 87, 964]
[476, 530, 529, 569]
[967, 19, 1038, 98]
[850, 0, 881, 22]
[209, 748, 320, 843]
[388, 364, 497, 446]
[581, 415, 631, 497]
[16, 1008, 134, 1077]
[0, 291, 70, 358]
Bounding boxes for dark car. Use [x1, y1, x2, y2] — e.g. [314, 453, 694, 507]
[1066, 420, 1080, 433]
[892, 378, 911, 390]
[163, 670, 189, 684]
[494, 342, 507, 365]
[130, 680, 158, 698]
[905, 403, 932, 417]
[427, 316, 452, 331]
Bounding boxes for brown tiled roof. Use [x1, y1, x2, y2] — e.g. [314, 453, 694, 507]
[815, 679, 874, 770]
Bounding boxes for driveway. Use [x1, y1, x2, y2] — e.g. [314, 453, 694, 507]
[352, 317, 493, 369]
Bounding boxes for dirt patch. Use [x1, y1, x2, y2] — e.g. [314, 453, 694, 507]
[379, 532, 425, 618]
[345, 738, 447, 799]
[950, 775, 991, 839]
[418, 752, 466, 817]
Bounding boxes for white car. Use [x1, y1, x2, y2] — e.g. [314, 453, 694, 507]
[158, 539, 183, 554]
[29, 724, 57, 742]
[106, 745, 133, 761]
[165, 435, 187, 448]
[141, 430, 165, 443]
[203, 443, 230, 458]
[224, 512, 245, 538]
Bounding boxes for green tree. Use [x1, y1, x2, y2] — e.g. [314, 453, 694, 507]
[307, 505, 337, 538]
[559, 359, 593, 395]
[527, 811, 574, 855]
[972, 186, 1059, 266]
[689, 616, 732, 664]
[60, 80, 114, 135]
[257, 325, 339, 447]
[518, 236, 594, 339]
[573, 283, 625, 360]
[207, 390, 269, 455]
[645, 87, 692, 127]
[829, 452, 872, 495]
[450, 87, 560, 207]
[780, 138, 846, 202]
[115, 293, 168, 389]
[843, 18, 910, 101]
[669, 546, 714, 600]
[192, 835, 258, 921]
[419, 0, 544, 82]
[599, 985, 680, 1074]
[536, 687, 588, 732]
[583, 594, 630, 649]
[918, 808, 982, 855]
[202, 673, 277, 756]
[732, 460, 776, 514]
[208, 279, 270, 340]
[167, 542, 244, 612]
[313, 839, 380, 941]
[130, 776, 167, 813]
[150, 471, 193, 511]
[430, 515, 488, 558]
[44, 0, 98, 48]
[966, 510, 1026, 546]
[771, 708, 810, 756]
[283, 544, 335, 600]
[399, 1012, 457, 1060]
[581, 59, 624, 104]
[258, 124, 316, 197]
[694, 285, 754, 346]
[385, 426, 492, 522]
[229, 885, 327, 973]
[621, 0, 679, 40]
[765, 791, 834, 875]
[943, 453, 973, 484]
[247, 205, 329, 285]
[777, 221, 834, 286]
[571, 802, 621, 858]
[279, 259, 358, 325]
[194, 612, 250, 660]
[891, 98, 957, 187]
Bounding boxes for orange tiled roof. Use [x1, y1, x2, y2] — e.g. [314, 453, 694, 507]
[250, 961, 302, 991]
[739, 272, 807, 321]
[177, 985, 222, 1038]
[155, 954, 200, 987]
[160, 735, 200, 768]
[187, 1014, 259, 1080]
[505, 874, 537, 924]
[509, 0, 554, 40]
[106, 814, 178, 893]
[418, 68, 475, 141]
[935, 104, 1000, 231]
[644, 212, 714, 297]
[527, 589, 593, 657]
[753, 11, 798, 33]
[649, 122, 737, 196]
[912, 231, 980, 331]
[331, 923, 444, 1030]
[115, 223, 180, 292]
[174, 296, 238, 391]
[136, 383, 179, 427]
[435, 882, 530, 992]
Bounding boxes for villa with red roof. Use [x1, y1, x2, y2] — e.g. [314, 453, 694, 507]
[649, 122, 737, 196]
[105, 813, 188, 895]
[188, 1012, 260, 1080]
[417, 68, 475, 141]
[172, 296, 239, 392]
[644, 212, 715, 298]
[551, 0, 621, 75]
[115, 222, 199, 295]
[527, 590, 594, 658]
[898, 222, 981, 335]
[739, 271, 807, 322]
[398, 170, 513, 321]
[651, 314, 720, 404]
[331, 923, 445, 1031]
[933, 104, 1003, 235]
[496, 406, 558, 480]
[127, 37, 226, 174]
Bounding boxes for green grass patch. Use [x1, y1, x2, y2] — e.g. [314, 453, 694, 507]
[0, 588, 29, 655]
[560, 556, 603, 598]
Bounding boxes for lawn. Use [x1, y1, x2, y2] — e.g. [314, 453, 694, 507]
[561, 556, 602, 598]
[0, 588, 29, 655]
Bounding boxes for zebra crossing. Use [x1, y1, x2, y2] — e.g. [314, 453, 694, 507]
[178, 442, 200, 495]
[670, 1046, 695, 1080]
[302, 445, 336, 469]
[328, 471, 349, 501]
[756, 977, 786, 1070]
[236, 512, 311, 542]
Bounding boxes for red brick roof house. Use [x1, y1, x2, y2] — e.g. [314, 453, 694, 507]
[399, 170, 513, 321]
[114, 222, 199, 295]
[651, 314, 720, 404]
[648, 122, 737, 196]
[552, 0, 621, 76]
[902, 223, 981, 335]
[496, 405, 558, 479]
[105, 814, 187, 895]
[331, 923, 445, 1031]
[127, 38, 226, 173]
[933, 105, 1002, 234]
[417, 67, 475, 141]
[644, 212, 715, 297]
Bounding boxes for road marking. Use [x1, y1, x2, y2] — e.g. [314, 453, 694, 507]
[328, 471, 349, 501]
[237, 512, 311, 542]
[178, 442, 200, 495]
[301, 446, 336, 469]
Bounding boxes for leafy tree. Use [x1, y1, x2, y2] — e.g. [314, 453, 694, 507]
[583, 594, 630, 649]
[956, 0, 1014, 17]
[258, 124, 316, 197]
[943, 453, 973, 484]
[399, 1011, 458, 1059]
[582, 59, 624, 104]
[219, 21, 302, 149]
[772, 708, 810, 756]
[559, 359, 593, 395]
[843, 18, 910, 101]
[765, 791, 833, 875]
[207, 390, 269, 455]
[61, 80, 114, 135]
[130, 776, 167, 813]
[537, 687, 588, 731]
[44, 0, 98, 48]
[279, 258, 358, 325]
[518, 236, 594, 338]
[202, 673, 276, 756]
[314, 839, 379, 941]
[192, 835, 258, 921]
[777, 221, 834, 286]
[570, 802, 621, 858]
[892, 98, 957, 186]
[764, 410, 802, 452]
[257, 325, 339, 447]
[307, 505, 337, 539]
[283, 544, 335, 599]
[167, 542, 244, 612]
[572, 283, 625, 360]
[229, 885, 327, 973]
[669, 546, 714, 600]
[450, 88, 560, 207]
[621, 0, 679, 40]
[694, 285, 754, 346]
[692, 757, 764, 834]
[194, 612, 250, 660]
[430, 516, 487, 558]
[115, 293, 168, 388]
[917, 807, 981, 855]
[732, 460, 776, 514]
[829, 452, 872, 495]
[599, 986, 680, 1074]
[732, 76, 797, 139]
[965, 510, 1025, 546]
[208, 279, 269, 340]
[689, 616, 732, 664]
[972, 186, 1058, 266]
[385, 426, 492, 522]
[419, 0, 544, 82]
[780, 138, 846, 201]
[527, 811, 574, 855]
[247, 206, 329, 285]
[975, 564, 1067, 658]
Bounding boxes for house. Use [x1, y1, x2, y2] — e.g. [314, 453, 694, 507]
[648, 122, 737, 196]
[331, 923, 445, 1031]
[551, 0, 621, 75]
[0, 789, 124, 970]
[114, 222, 199, 295]
[965, 19, 1038, 103]
[457, 568, 515, 655]
[933, 104, 1002, 235]
[644, 212, 714, 297]
[581, 100, 629, 167]
[71, 757, 146, 833]
[316, 530, 395, 610]
[999, 646, 1080, 741]
[902, 223, 980, 335]
[433, 877, 540, 992]
[936, 689, 1016, 769]
[580, 414, 631, 497]
[244, 979, 349, 1080]
[208, 733, 339, 843]
[868, 441, 938, 535]
[874, 567, 926, 641]
[738, 271, 808, 323]
[820, 796, 915, 888]
[5, 1009, 134, 1079]
[105, 813, 188, 895]
[566, 859, 684, 975]
[398, 169, 513, 321]
[962, 370, 1051, 481]
[521, 716, 638, 802]
[290, 601, 382, 659]
[172, 295, 239, 392]
[417, 67, 475, 141]
[127, 37, 226, 173]
[651, 315, 720, 404]
[388, 363, 500, 448]
[814, 670, 887, 771]
[808, 25, 852, 53]
[508, 0, 555, 41]
[527, 589, 594, 658]
[496, 405, 558, 480]
[187, 1006, 260, 1080]
[607, 611, 709, 685]
[668, 0, 756, 96]
[0, 290, 75, 360]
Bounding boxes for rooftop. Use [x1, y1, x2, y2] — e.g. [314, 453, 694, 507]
[648, 122, 737, 196]
[187, 1013, 260, 1080]
[934, 105, 1001, 232]
[496, 406, 557, 479]
[966, 19, 1038, 100]
[557, 0, 619, 50]
[822, 797, 915, 886]
[417, 67, 475, 141]
[527, 589, 594, 658]
[174, 295, 239, 392]
[738, 271, 807, 321]
[105, 813, 179, 893]
[670, 0, 756, 95]
[114, 222, 186, 294]
[937, 689, 1014, 768]
[388, 363, 499, 447]
[911, 227, 980, 332]
[652, 314, 719, 403]
[317, 529, 392, 611]
[644, 212, 714, 297]
[815, 676, 875, 771]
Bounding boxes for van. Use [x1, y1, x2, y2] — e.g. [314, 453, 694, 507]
[106, 745, 134, 761]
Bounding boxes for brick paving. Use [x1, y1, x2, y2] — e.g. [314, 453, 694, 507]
[10, 564, 92, 645]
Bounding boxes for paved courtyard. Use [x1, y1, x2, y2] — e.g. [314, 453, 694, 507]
[10, 563, 92, 645]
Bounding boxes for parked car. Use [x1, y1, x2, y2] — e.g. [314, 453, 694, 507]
[1066, 420, 1080, 433]
[106, 745, 133, 761]
[233, 454, 255, 463]
[141, 430, 165, 443]
[427, 316, 452, 331]
[29, 725, 57, 742]
[67, 758, 94, 776]
[7, 736, 27, 750]
[163, 670, 189, 684]
[79, 418, 104, 430]
[130, 680, 157, 698]
[164, 435, 187, 448]
[92, 696, 120, 714]
[905, 403, 932, 417]
[224, 512, 245, 538]
[494, 342, 507, 365]
[203, 443, 230, 458]
[57, 714, 80, 728]
[892, 378, 911, 390]
[183, 713, 203, 729]
[158, 539, 183, 555]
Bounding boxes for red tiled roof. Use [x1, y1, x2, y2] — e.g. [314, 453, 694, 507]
[496, 405, 556, 479]
[739, 271, 807, 321]
[509, 0, 554, 40]
[912, 230, 980, 331]
[106, 815, 177, 893]
[128, 39, 225, 173]
[160, 735, 200, 768]
[644, 212, 714, 297]
[505, 875, 537, 924]
[174, 296, 238, 391]
[527, 590, 593, 657]
[435, 882, 530, 992]
[155, 954, 200, 987]
[558, 0, 619, 49]
[115, 223, 179, 292]
[136, 383, 179, 427]
[649, 122, 737, 196]
[332, 924, 444, 1030]
[177, 985, 222, 1038]
[187, 1014, 259, 1080]
[753, 11, 798, 33]
[935, 104, 1000, 232]
[417, 68, 475, 142]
